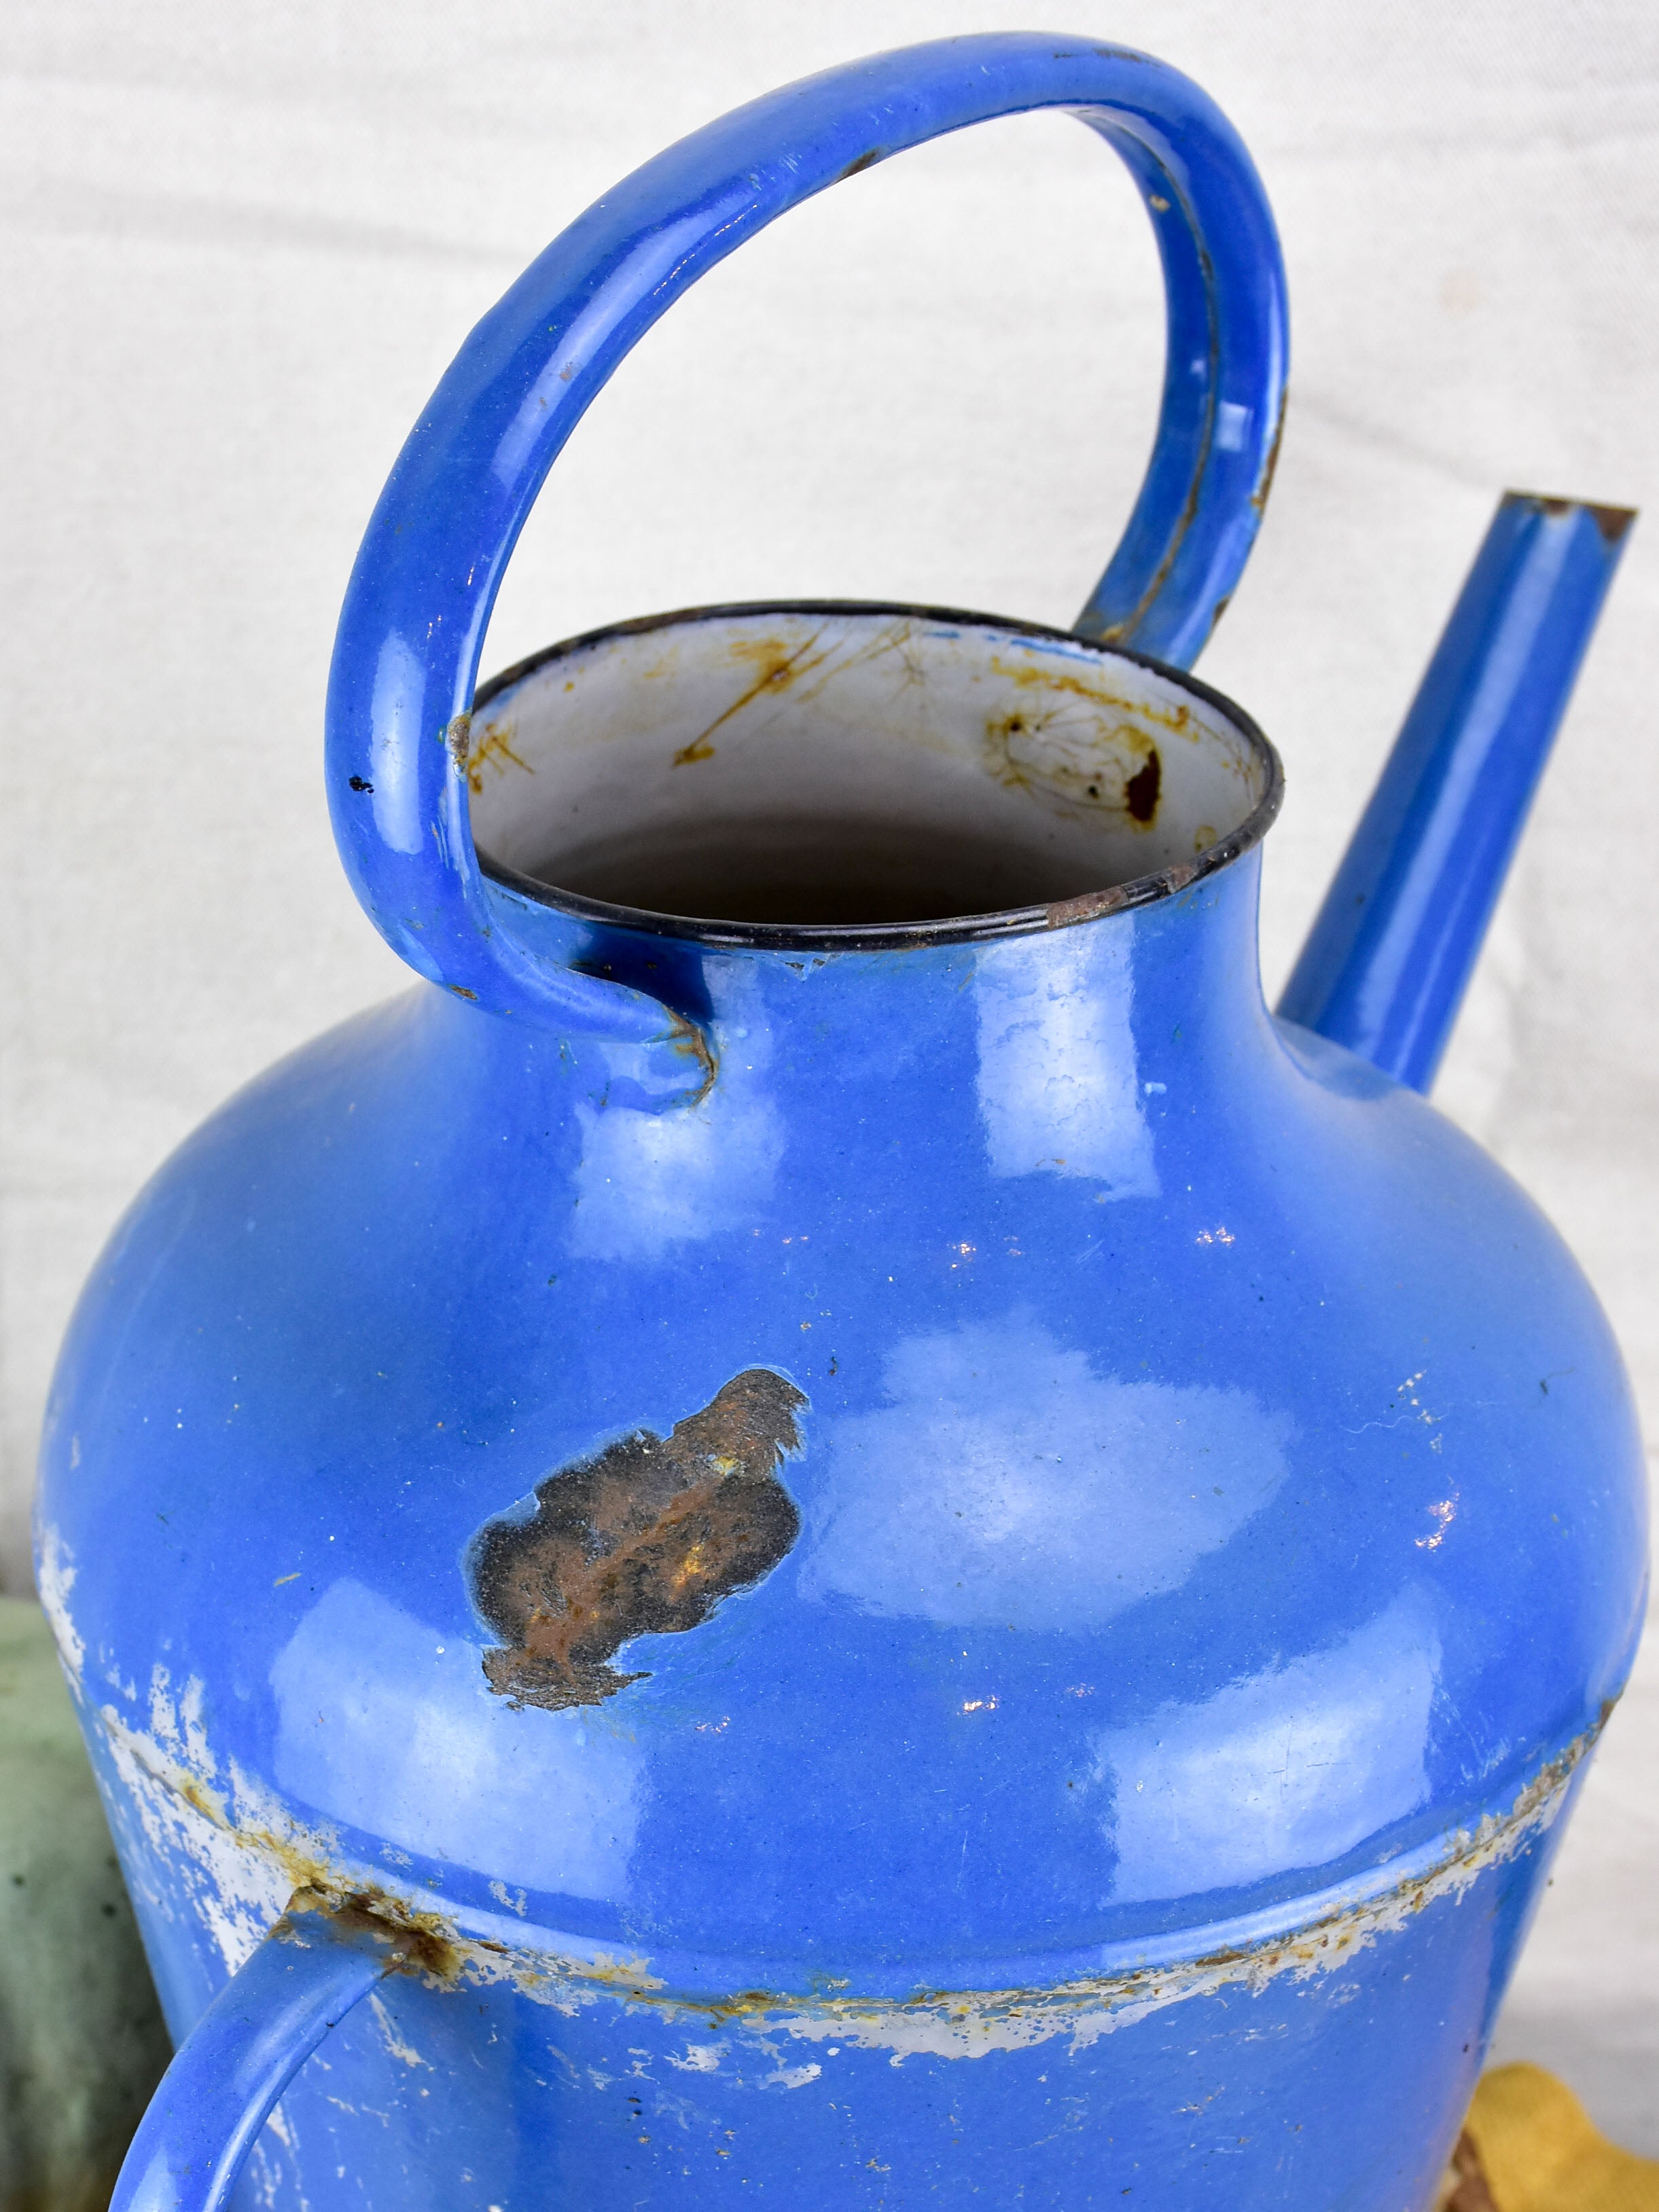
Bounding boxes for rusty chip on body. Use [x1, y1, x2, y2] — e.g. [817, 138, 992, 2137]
[469, 1368, 806, 1710]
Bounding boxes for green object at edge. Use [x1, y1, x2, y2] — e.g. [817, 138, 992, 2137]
[0, 1597, 169, 2212]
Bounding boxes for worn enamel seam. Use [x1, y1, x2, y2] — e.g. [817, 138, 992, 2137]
[89, 1688, 1598, 2063]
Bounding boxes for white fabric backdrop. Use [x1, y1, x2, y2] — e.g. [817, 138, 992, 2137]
[3, 0, 1656, 2148]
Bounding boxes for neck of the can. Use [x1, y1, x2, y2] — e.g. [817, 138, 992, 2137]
[517, 846, 1277, 1128]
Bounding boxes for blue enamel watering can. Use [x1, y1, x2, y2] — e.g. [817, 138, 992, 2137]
[39, 33, 1642, 2211]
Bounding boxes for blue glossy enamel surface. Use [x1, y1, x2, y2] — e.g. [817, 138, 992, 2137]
[55, 854, 1645, 2207]
[42, 29, 1645, 2212]
[1281, 493, 1635, 1090]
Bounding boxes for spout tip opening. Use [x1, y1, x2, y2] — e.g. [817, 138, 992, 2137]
[1501, 489, 1639, 546]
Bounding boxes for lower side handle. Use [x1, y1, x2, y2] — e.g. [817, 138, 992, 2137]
[112, 1891, 417, 2212]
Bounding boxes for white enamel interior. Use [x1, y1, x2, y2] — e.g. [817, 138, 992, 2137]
[468, 607, 1268, 929]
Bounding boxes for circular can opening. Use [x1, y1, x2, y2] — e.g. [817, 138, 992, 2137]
[470, 601, 1282, 948]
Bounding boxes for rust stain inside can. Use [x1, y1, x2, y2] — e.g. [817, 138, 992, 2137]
[1124, 747, 1162, 823]
[469, 1370, 806, 1710]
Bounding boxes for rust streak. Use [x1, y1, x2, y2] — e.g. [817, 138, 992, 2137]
[1250, 385, 1288, 517]
[1092, 380, 1214, 647]
[671, 629, 832, 765]
[668, 1012, 718, 1107]
[988, 656, 1192, 735]
[466, 717, 533, 795]
[278, 1884, 463, 1984]
[1043, 857, 1202, 929]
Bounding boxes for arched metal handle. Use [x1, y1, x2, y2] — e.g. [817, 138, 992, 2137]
[325, 32, 1289, 1028]
[109, 1894, 413, 2212]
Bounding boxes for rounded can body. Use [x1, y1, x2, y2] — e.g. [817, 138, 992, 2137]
[39, 853, 1646, 2207]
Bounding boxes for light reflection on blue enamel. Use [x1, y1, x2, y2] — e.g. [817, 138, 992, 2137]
[367, 635, 428, 861]
[974, 928, 1157, 1190]
[270, 1581, 642, 1899]
[1099, 1594, 1440, 1901]
[798, 1317, 1293, 1626]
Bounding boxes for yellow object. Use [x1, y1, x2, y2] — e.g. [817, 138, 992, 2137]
[1456, 2064, 1659, 2212]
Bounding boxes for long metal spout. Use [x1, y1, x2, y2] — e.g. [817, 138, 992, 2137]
[1278, 491, 1635, 1091]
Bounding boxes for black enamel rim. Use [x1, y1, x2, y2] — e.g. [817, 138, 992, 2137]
[472, 599, 1284, 952]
